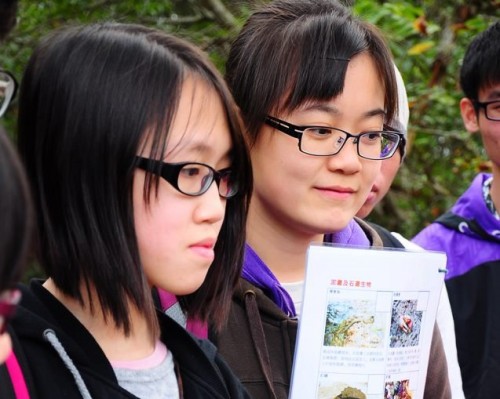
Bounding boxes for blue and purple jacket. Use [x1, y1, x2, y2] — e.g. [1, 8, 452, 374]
[413, 172, 500, 399]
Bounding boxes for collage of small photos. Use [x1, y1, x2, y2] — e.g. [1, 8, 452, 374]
[315, 289, 428, 399]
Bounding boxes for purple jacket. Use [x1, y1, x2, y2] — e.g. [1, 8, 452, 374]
[413, 173, 500, 399]
[413, 173, 500, 280]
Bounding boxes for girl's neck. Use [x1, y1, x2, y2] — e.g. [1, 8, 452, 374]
[246, 208, 323, 283]
[43, 278, 155, 361]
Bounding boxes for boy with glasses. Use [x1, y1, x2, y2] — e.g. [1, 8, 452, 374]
[413, 21, 500, 399]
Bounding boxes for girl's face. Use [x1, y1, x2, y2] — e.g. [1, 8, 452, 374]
[250, 53, 384, 237]
[133, 78, 232, 295]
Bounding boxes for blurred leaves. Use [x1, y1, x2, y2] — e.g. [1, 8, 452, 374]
[408, 41, 435, 55]
[1, 0, 498, 245]
[353, 0, 497, 237]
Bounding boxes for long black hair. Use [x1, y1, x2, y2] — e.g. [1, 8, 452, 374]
[18, 23, 252, 333]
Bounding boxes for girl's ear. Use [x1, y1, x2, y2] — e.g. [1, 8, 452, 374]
[460, 97, 480, 134]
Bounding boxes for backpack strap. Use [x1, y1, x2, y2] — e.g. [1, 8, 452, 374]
[435, 211, 500, 244]
[5, 351, 30, 399]
[366, 222, 405, 249]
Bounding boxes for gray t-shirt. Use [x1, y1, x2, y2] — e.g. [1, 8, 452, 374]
[113, 344, 179, 399]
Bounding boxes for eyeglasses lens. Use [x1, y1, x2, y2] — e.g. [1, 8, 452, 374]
[378, 134, 400, 159]
[301, 127, 342, 156]
[486, 101, 500, 121]
[178, 164, 236, 198]
[216, 171, 237, 198]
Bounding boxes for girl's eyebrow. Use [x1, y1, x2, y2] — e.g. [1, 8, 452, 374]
[165, 139, 210, 157]
[299, 102, 386, 119]
[165, 139, 232, 162]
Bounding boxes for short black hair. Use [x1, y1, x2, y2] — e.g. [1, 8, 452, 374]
[226, 0, 398, 143]
[0, 128, 32, 292]
[18, 23, 252, 333]
[460, 21, 500, 100]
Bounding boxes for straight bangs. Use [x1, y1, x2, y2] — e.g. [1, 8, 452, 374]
[467, 44, 500, 99]
[278, 15, 365, 115]
[483, 57, 500, 90]
[281, 17, 397, 126]
[226, 0, 397, 142]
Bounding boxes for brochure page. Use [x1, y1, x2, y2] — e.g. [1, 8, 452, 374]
[289, 244, 446, 399]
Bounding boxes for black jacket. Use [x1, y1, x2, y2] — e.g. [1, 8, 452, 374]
[0, 280, 250, 399]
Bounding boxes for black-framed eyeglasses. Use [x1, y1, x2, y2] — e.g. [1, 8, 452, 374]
[265, 116, 403, 160]
[135, 156, 238, 198]
[0, 70, 18, 118]
[474, 100, 500, 121]
[0, 289, 21, 335]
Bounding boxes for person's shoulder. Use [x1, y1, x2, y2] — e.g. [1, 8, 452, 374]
[13, 279, 77, 337]
[159, 310, 226, 364]
[364, 221, 405, 249]
[412, 218, 450, 244]
[232, 278, 294, 320]
[11, 280, 50, 333]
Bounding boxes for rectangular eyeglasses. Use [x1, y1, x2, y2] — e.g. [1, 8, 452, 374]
[265, 115, 403, 160]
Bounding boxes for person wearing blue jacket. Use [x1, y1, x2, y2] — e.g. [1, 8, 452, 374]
[413, 21, 500, 399]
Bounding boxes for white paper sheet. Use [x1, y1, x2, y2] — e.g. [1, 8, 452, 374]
[289, 244, 446, 399]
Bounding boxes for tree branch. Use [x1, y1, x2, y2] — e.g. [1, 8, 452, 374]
[199, 0, 237, 29]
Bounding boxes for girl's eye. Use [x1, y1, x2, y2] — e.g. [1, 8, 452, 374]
[358, 132, 382, 146]
[305, 127, 333, 136]
[365, 132, 382, 141]
[181, 166, 202, 177]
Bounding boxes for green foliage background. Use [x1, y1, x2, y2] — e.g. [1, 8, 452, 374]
[354, 0, 498, 237]
[1, 0, 499, 249]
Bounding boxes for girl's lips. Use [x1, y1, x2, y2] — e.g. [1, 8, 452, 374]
[315, 186, 355, 200]
[189, 239, 216, 260]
